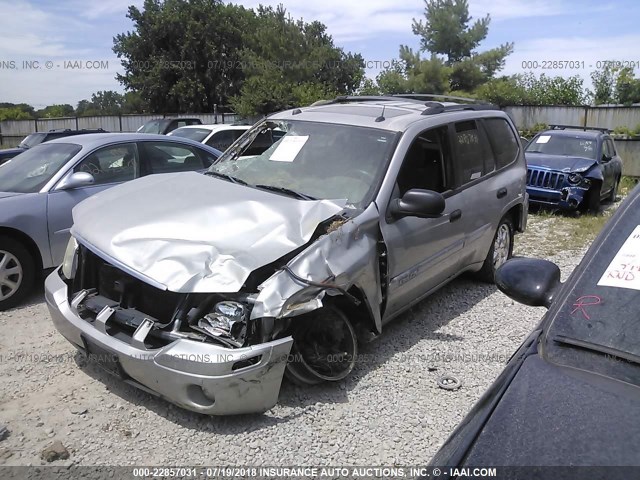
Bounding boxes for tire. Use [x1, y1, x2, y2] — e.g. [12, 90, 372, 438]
[477, 216, 514, 284]
[0, 236, 36, 311]
[608, 177, 620, 203]
[585, 183, 602, 212]
[285, 306, 358, 386]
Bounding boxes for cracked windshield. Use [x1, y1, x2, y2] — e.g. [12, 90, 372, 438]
[209, 120, 398, 207]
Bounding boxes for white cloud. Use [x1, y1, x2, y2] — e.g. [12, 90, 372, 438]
[503, 34, 640, 89]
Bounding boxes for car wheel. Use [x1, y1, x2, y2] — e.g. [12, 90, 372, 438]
[285, 305, 358, 386]
[608, 177, 620, 203]
[0, 236, 35, 311]
[586, 183, 602, 212]
[477, 216, 514, 283]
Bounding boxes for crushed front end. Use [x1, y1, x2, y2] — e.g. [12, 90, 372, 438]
[45, 242, 293, 415]
[526, 167, 592, 210]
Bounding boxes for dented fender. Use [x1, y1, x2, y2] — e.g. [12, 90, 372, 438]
[251, 203, 384, 333]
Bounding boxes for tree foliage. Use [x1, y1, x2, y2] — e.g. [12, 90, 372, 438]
[476, 73, 589, 106]
[113, 1, 364, 116]
[230, 5, 364, 116]
[372, 0, 512, 95]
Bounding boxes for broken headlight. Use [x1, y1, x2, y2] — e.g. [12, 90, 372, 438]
[197, 301, 247, 347]
[568, 173, 583, 185]
[61, 236, 78, 280]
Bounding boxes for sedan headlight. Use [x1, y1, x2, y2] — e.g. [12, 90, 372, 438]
[568, 173, 583, 185]
[61, 236, 79, 280]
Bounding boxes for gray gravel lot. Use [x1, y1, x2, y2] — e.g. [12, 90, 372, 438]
[0, 213, 593, 467]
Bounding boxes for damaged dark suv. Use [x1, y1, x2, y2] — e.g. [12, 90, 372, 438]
[525, 125, 623, 211]
[46, 95, 528, 415]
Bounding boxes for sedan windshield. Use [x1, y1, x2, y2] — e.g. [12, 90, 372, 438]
[526, 134, 597, 160]
[19, 133, 47, 149]
[545, 194, 640, 360]
[208, 120, 398, 207]
[0, 143, 81, 193]
[169, 127, 212, 143]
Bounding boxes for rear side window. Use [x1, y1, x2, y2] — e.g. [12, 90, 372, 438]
[604, 138, 615, 158]
[206, 130, 245, 151]
[452, 120, 494, 187]
[483, 118, 519, 169]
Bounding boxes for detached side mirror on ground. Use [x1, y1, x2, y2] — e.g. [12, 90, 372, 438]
[389, 189, 445, 219]
[57, 172, 95, 190]
[496, 257, 562, 308]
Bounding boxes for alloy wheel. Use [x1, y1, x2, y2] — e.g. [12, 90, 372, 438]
[0, 250, 23, 301]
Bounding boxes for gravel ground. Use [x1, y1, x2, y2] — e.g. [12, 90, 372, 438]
[0, 212, 598, 467]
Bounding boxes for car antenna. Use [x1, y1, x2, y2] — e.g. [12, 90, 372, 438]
[375, 105, 386, 122]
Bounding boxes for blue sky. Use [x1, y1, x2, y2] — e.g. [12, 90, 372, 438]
[1, 0, 639, 108]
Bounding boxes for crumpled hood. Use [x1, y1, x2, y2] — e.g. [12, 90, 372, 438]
[526, 152, 597, 172]
[71, 172, 346, 293]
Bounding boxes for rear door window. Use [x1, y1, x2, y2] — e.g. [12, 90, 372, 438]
[483, 118, 520, 169]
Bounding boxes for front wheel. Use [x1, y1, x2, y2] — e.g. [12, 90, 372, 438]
[476, 217, 514, 283]
[585, 184, 602, 212]
[285, 306, 358, 386]
[608, 177, 620, 203]
[0, 236, 36, 311]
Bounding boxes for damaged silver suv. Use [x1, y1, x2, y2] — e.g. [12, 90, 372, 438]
[46, 95, 528, 415]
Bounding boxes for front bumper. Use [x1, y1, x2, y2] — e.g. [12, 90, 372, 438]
[45, 270, 293, 415]
[526, 185, 588, 210]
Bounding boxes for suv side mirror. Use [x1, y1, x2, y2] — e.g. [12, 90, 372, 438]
[389, 189, 445, 219]
[601, 153, 612, 163]
[57, 171, 95, 190]
[496, 257, 561, 308]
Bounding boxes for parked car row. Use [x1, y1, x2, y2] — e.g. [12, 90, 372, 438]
[1, 95, 635, 471]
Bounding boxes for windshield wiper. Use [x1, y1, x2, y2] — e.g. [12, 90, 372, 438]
[204, 171, 248, 185]
[254, 184, 316, 200]
[553, 335, 640, 366]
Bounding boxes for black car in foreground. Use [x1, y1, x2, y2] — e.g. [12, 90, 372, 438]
[430, 182, 640, 477]
[525, 125, 623, 211]
[0, 128, 107, 165]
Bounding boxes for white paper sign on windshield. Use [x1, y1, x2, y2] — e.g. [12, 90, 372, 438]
[536, 135, 551, 144]
[597, 225, 640, 291]
[269, 135, 309, 162]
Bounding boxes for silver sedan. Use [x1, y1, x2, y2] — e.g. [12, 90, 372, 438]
[0, 133, 221, 310]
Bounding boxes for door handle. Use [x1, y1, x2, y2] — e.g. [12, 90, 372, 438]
[449, 209, 462, 222]
[497, 188, 508, 199]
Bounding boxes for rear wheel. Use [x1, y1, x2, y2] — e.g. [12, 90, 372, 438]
[285, 305, 358, 386]
[477, 217, 514, 283]
[0, 236, 35, 311]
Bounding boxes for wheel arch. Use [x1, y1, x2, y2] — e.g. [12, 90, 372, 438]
[0, 227, 43, 272]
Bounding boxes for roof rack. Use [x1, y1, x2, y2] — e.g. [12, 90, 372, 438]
[310, 94, 497, 116]
[549, 124, 611, 133]
[392, 93, 485, 104]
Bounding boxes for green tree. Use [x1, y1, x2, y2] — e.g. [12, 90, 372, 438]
[230, 5, 364, 116]
[373, 0, 512, 94]
[36, 104, 74, 118]
[113, 0, 256, 113]
[476, 73, 588, 106]
[591, 63, 620, 105]
[615, 67, 640, 105]
[0, 103, 35, 120]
